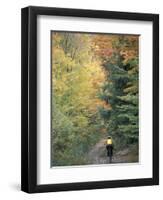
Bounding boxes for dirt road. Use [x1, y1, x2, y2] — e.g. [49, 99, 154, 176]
[87, 138, 138, 164]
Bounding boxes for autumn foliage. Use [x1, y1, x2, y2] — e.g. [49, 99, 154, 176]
[51, 32, 139, 166]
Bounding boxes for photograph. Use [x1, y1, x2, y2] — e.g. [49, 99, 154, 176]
[21, 6, 159, 193]
[51, 31, 139, 167]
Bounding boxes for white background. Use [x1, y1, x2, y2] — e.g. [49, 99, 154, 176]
[0, 0, 162, 199]
[37, 16, 153, 184]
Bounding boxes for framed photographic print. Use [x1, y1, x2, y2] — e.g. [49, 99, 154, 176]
[21, 6, 159, 193]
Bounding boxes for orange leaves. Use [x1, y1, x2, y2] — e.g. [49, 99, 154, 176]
[91, 34, 139, 63]
[92, 35, 114, 59]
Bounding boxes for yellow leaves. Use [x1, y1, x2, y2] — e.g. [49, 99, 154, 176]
[51, 32, 109, 123]
[72, 115, 88, 127]
[72, 61, 106, 113]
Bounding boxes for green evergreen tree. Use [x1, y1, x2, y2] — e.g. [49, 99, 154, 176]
[99, 38, 139, 147]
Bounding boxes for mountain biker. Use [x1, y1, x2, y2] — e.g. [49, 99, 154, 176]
[106, 136, 113, 163]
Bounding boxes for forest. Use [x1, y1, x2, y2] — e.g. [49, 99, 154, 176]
[51, 31, 139, 166]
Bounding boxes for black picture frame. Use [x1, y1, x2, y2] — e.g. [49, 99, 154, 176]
[21, 6, 159, 193]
